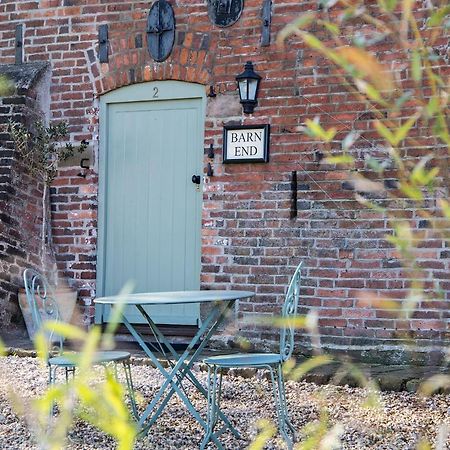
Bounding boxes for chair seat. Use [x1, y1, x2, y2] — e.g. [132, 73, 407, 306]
[203, 352, 282, 368]
[49, 350, 131, 367]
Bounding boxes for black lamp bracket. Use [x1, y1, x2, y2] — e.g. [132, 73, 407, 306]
[98, 24, 109, 63]
[261, 0, 272, 47]
[207, 143, 215, 159]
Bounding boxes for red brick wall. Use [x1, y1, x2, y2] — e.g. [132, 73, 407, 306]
[0, 0, 448, 363]
[0, 62, 48, 329]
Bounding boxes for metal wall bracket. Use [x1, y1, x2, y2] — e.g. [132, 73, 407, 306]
[98, 24, 109, 63]
[261, 0, 272, 47]
[15, 24, 23, 64]
[207, 143, 215, 159]
[208, 86, 217, 98]
[290, 170, 297, 219]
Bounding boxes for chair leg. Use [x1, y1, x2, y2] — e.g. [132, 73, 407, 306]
[65, 367, 75, 383]
[268, 366, 293, 450]
[48, 364, 57, 385]
[48, 364, 59, 416]
[277, 365, 297, 442]
[200, 365, 222, 450]
[122, 361, 139, 420]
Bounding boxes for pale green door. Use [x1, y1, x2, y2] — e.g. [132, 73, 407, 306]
[96, 82, 204, 325]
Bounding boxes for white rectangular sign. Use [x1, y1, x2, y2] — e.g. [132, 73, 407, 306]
[223, 124, 269, 163]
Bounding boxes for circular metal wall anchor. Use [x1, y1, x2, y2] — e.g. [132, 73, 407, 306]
[147, 0, 176, 62]
[207, 0, 244, 28]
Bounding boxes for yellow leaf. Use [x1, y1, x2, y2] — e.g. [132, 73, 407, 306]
[302, 32, 327, 53]
[377, 0, 398, 12]
[358, 293, 402, 311]
[276, 13, 316, 46]
[271, 316, 308, 329]
[374, 121, 396, 145]
[290, 355, 335, 381]
[337, 47, 394, 92]
[324, 154, 355, 165]
[393, 113, 419, 144]
[42, 321, 87, 341]
[322, 21, 340, 36]
[411, 50, 422, 82]
[402, 0, 415, 22]
[401, 0, 415, 38]
[418, 374, 450, 396]
[248, 419, 277, 450]
[103, 281, 135, 348]
[34, 331, 50, 362]
[428, 5, 450, 27]
[355, 79, 385, 105]
[438, 199, 450, 219]
[349, 173, 385, 192]
[416, 439, 432, 450]
[399, 181, 423, 200]
[303, 118, 337, 142]
[355, 194, 386, 213]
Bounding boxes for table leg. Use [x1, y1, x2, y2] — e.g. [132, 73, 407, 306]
[121, 301, 236, 447]
[136, 303, 241, 440]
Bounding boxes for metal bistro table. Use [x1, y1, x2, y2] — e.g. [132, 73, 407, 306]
[95, 290, 254, 446]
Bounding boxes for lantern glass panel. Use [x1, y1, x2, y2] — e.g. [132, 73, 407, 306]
[238, 79, 248, 101]
[248, 78, 258, 101]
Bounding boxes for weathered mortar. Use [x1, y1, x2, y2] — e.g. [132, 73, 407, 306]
[0, 1, 447, 364]
[0, 62, 50, 330]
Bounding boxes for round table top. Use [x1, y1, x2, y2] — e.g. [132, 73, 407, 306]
[94, 290, 254, 306]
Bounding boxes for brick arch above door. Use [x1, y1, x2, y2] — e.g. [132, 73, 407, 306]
[87, 34, 212, 97]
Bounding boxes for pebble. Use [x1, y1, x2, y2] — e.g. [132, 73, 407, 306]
[0, 356, 448, 449]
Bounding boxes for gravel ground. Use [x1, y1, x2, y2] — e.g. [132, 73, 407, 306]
[0, 356, 448, 449]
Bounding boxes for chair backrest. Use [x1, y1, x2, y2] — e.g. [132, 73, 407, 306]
[23, 268, 63, 351]
[279, 262, 303, 362]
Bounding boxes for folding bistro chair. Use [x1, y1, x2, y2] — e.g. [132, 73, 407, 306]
[23, 268, 137, 418]
[201, 262, 303, 450]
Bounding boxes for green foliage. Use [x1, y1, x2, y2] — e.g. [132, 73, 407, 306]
[9, 120, 88, 185]
[325, 154, 355, 165]
[283, 354, 335, 381]
[411, 50, 422, 82]
[428, 5, 450, 27]
[278, 0, 449, 257]
[374, 114, 419, 147]
[273, 1, 450, 448]
[248, 420, 277, 450]
[29, 283, 138, 450]
[299, 412, 343, 450]
[302, 118, 337, 142]
[418, 374, 450, 396]
[9, 120, 88, 266]
[0, 75, 14, 97]
[377, 0, 398, 13]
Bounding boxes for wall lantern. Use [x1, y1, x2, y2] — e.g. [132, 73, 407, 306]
[236, 61, 262, 114]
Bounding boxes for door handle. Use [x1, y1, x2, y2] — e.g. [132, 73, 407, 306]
[191, 175, 201, 185]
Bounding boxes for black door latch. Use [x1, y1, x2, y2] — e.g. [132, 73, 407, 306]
[192, 175, 201, 184]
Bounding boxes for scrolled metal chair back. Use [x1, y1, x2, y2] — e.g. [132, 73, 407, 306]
[279, 262, 302, 362]
[23, 268, 63, 351]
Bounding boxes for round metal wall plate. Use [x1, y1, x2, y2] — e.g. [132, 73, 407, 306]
[207, 0, 244, 28]
[147, 0, 176, 62]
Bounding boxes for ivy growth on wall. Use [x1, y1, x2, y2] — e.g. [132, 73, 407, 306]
[9, 120, 88, 272]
